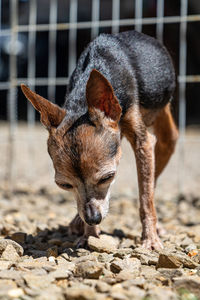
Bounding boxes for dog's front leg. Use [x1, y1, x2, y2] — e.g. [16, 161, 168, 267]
[76, 223, 100, 248]
[133, 130, 163, 250]
[69, 214, 100, 248]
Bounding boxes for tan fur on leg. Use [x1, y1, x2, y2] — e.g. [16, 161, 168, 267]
[76, 224, 100, 248]
[153, 104, 178, 182]
[69, 214, 100, 248]
[121, 106, 163, 250]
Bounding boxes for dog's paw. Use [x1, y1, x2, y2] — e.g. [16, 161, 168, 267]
[68, 214, 84, 236]
[75, 235, 88, 249]
[142, 235, 163, 251]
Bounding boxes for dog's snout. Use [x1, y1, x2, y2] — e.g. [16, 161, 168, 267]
[85, 203, 102, 225]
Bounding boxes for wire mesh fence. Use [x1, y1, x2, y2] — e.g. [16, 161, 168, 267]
[0, 0, 200, 194]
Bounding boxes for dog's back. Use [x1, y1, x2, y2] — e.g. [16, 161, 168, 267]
[66, 30, 175, 116]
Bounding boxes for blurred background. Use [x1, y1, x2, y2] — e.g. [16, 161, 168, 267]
[0, 0, 200, 198]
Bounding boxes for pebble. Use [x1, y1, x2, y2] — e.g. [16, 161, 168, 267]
[65, 287, 96, 300]
[0, 190, 200, 299]
[48, 238, 62, 246]
[0, 261, 12, 270]
[173, 276, 200, 298]
[116, 269, 139, 281]
[8, 288, 24, 298]
[47, 246, 58, 258]
[0, 239, 24, 256]
[95, 281, 110, 293]
[158, 268, 184, 279]
[157, 251, 199, 269]
[10, 232, 27, 244]
[185, 244, 197, 253]
[23, 273, 53, 289]
[74, 261, 103, 279]
[131, 247, 158, 265]
[88, 235, 119, 253]
[113, 248, 133, 258]
[1, 244, 20, 262]
[145, 287, 178, 300]
[48, 256, 56, 263]
[110, 257, 141, 274]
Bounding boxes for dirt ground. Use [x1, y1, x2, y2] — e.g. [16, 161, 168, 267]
[0, 124, 200, 299]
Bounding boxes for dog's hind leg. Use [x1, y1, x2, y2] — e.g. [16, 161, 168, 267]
[153, 103, 178, 183]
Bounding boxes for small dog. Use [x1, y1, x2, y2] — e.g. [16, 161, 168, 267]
[21, 30, 178, 250]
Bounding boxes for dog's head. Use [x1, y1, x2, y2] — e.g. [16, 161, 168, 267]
[21, 70, 122, 225]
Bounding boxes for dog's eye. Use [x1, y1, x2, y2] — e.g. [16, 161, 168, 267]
[57, 183, 73, 190]
[98, 173, 115, 185]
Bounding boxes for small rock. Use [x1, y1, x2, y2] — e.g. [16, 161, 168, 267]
[48, 238, 62, 246]
[120, 238, 135, 249]
[122, 278, 146, 289]
[127, 286, 146, 299]
[10, 232, 26, 244]
[0, 279, 19, 298]
[8, 288, 24, 298]
[34, 286, 64, 300]
[158, 268, 184, 279]
[114, 248, 133, 258]
[1, 245, 20, 262]
[23, 274, 53, 289]
[48, 256, 56, 263]
[74, 261, 103, 279]
[97, 253, 113, 263]
[76, 248, 91, 257]
[0, 279, 17, 290]
[1, 244, 20, 262]
[50, 268, 71, 280]
[185, 244, 197, 253]
[0, 270, 22, 280]
[157, 252, 182, 269]
[109, 291, 128, 300]
[173, 276, 200, 298]
[61, 240, 74, 248]
[180, 237, 194, 248]
[74, 254, 97, 264]
[141, 265, 159, 280]
[0, 261, 12, 270]
[18, 257, 54, 270]
[65, 287, 96, 300]
[60, 253, 70, 261]
[36, 223, 48, 232]
[145, 287, 178, 300]
[0, 239, 24, 256]
[88, 235, 119, 254]
[47, 246, 58, 258]
[157, 251, 199, 269]
[116, 270, 139, 281]
[131, 247, 158, 265]
[95, 281, 110, 293]
[110, 257, 141, 274]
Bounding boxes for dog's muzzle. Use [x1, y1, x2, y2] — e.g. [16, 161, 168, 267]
[84, 202, 102, 226]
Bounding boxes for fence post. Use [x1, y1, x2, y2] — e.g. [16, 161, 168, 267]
[178, 0, 188, 194]
[6, 0, 18, 192]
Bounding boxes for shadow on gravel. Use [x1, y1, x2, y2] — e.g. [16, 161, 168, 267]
[7, 226, 127, 259]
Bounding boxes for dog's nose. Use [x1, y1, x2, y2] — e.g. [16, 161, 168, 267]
[85, 203, 102, 225]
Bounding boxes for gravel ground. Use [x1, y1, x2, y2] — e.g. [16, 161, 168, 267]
[0, 190, 200, 300]
[0, 124, 200, 299]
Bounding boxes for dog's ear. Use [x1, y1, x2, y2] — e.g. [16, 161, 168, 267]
[21, 84, 66, 129]
[86, 69, 122, 123]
